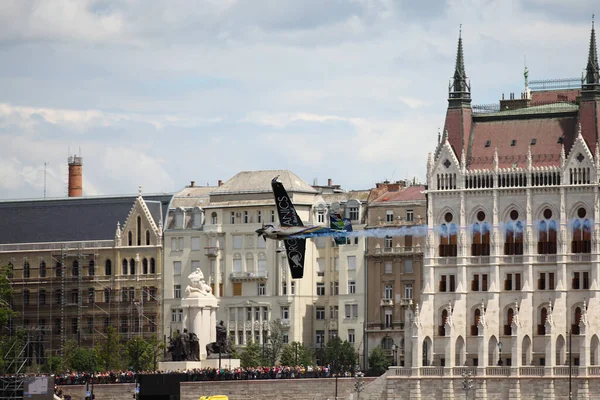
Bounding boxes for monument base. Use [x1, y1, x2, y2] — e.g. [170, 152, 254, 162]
[159, 358, 240, 371]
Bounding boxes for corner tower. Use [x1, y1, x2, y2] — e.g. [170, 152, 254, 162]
[579, 16, 600, 153]
[443, 26, 472, 161]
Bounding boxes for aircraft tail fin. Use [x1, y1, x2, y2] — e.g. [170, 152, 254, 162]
[330, 213, 352, 245]
[283, 238, 305, 279]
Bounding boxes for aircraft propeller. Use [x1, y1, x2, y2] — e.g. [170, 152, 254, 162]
[255, 222, 267, 242]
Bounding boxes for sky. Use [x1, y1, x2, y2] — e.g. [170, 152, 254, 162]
[0, 0, 597, 199]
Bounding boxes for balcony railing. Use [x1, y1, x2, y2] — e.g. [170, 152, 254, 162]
[373, 246, 420, 255]
[571, 254, 591, 262]
[204, 247, 221, 257]
[387, 366, 590, 377]
[0, 240, 113, 252]
[229, 271, 268, 281]
[380, 298, 393, 307]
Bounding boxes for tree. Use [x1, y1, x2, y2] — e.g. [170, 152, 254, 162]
[367, 346, 390, 376]
[94, 326, 124, 371]
[126, 336, 155, 372]
[240, 340, 261, 368]
[264, 319, 286, 365]
[0, 263, 15, 328]
[323, 337, 356, 372]
[279, 342, 313, 366]
[70, 348, 97, 372]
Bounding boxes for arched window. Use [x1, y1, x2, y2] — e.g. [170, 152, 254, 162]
[472, 308, 481, 336]
[573, 307, 582, 335]
[39, 260, 46, 278]
[471, 221, 490, 256]
[150, 258, 156, 274]
[128, 231, 133, 246]
[142, 258, 148, 275]
[192, 207, 203, 228]
[211, 212, 218, 225]
[439, 220, 458, 257]
[129, 258, 135, 275]
[23, 260, 30, 278]
[505, 308, 514, 335]
[72, 260, 79, 277]
[538, 307, 548, 335]
[55, 262, 62, 277]
[122, 259, 128, 275]
[104, 288, 110, 303]
[88, 260, 95, 276]
[381, 336, 394, 350]
[146, 230, 150, 246]
[137, 216, 142, 246]
[538, 209, 557, 254]
[505, 210, 524, 255]
[572, 208, 591, 253]
[105, 260, 112, 276]
[439, 309, 448, 336]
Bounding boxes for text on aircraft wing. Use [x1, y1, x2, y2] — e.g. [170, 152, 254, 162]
[271, 178, 304, 228]
[283, 238, 306, 279]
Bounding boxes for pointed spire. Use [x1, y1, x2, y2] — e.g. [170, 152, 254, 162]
[578, 122, 583, 138]
[444, 129, 449, 142]
[527, 145, 532, 170]
[585, 15, 600, 87]
[460, 146, 466, 170]
[560, 143, 566, 167]
[493, 147, 499, 172]
[448, 25, 471, 106]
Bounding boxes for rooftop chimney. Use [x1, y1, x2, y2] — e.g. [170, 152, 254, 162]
[218, 180, 223, 186]
[68, 154, 83, 197]
[190, 180, 195, 187]
[327, 178, 332, 186]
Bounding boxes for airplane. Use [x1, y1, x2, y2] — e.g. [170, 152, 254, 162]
[255, 177, 353, 279]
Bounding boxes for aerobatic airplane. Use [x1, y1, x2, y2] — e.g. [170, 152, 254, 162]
[255, 177, 353, 279]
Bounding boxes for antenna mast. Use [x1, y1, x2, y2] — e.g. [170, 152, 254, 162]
[44, 162, 48, 198]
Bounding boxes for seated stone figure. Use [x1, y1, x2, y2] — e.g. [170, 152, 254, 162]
[185, 268, 213, 297]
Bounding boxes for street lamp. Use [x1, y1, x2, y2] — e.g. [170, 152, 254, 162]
[497, 342, 503, 366]
[461, 370, 474, 399]
[391, 343, 398, 366]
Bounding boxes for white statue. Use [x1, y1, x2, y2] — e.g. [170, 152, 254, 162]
[185, 268, 213, 297]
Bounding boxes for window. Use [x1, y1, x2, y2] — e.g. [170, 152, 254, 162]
[316, 307, 325, 320]
[258, 283, 266, 296]
[505, 219, 524, 255]
[439, 221, 458, 257]
[128, 231, 133, 246]
[572, 209, 591, 254]
[23, 289, 30, 306]
[317, 282, 325, 296]
[72, 260, 79, 277]
[439, 274, 456, 292]
[146, 230, 151, 245]
[211, 212, 218, 224]
[352, 304, 358, 318]
[174, 285, 181, 299]
[538, 272, 556, 290]
[23, 261, 30, 278]
[384, 284, 393, 299]
[263, 307, 268, 320]
[404, 284, 413, 299]
[485, 140, 491, 147]
[137, 216, 142, 245]
[471, 274, 488, 292]
[405, 235, 413, 247]
[87, 317, 94, 334]
[39, 260, 46, 278]
[105, 260, 112, 276]
[317, 258, 325, 277]
[504, 273, 522, 291]
[70, 289, 78, 304]
[572, 272, 590, 290]
[316, 330, 325, 345]
[230, 211, 235, 224]
[122, 259, 127, 275]
[191, 260, 200, 272]
[271, 210, 275, 223]
[171, 310, 177, 323]
[349, 207, 359, 221]
[282, 282, 287, 295]
[281, 306, 289, 320]
[55, 262, 62, 277]
[330, 306, 339, 319]
[72, 318, 79, 334]
[233, 257, 242, 272]
[282, 334, 289, 344]
[129, 258, 135, 275]
[471, 221, 491, 256]
[348, 329, 355, 344]
[384, 236, 392, 249]
[404, 259, 413, 273]
[511, 139, 516, 146]
[334, 281, 339, 295]
[384, 261, 393, 274]
[171, 237, 184, 251]
[348, 280, 356, 294]
[142, 258, 148, 274]
[173, 261, 182, 275]
[386, 210, 394, 222]
[39, 290, 46, 305]
[178, 309, 183, 322]
[233, 282, 242, 296]
[291, 281, 295, 295]
[191, 237, 201, 251]
[346, 257, 357, 272]
[345, 304, 351, 319]
[104, 288, 110, 303]
[88, 288, 95, 304]
[334, 257, 339, 271]
[257, 210, 262, 223]
[55, 289, 62, 305]
[318, 210, 325, 223]
[233, 235, 243, 249]
[150, 258, 156, 274]
[243, 211, 249, 223]
[406, 209, 414, 222]
[538, 213, 557, 254]
[385, 309, 393, 328]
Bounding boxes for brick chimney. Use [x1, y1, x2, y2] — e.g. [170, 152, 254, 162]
[68, 155, 83, 197]
[190, 180, 195, 187]
[218, 180, 223, 186]
[327, 178, 332, 186]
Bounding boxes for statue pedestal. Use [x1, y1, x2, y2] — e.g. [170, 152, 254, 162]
[158, 358, 240, 372]
[181, 295, 219, 361]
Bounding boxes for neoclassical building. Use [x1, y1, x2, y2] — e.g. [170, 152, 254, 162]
[405, 24, 600, 374]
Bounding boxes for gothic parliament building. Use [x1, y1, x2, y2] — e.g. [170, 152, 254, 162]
[405, 22, 600, 372]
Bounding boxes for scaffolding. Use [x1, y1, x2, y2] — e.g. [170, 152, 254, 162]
[4, 241, 163, 367]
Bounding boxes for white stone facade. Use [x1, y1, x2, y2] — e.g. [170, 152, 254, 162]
[404, 132, 600, 374]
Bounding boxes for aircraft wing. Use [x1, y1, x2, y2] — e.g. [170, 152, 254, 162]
[271, 177, 304, 227]
[283, 238, 306, 279]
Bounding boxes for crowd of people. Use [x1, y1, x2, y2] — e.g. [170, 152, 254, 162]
[2, 365, 354, 388]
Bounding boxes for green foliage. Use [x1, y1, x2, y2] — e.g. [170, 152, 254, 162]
[263, 319, 286, 366]
[240, 340, 262, 368]
[43, 356, 62, 374]
[279, 342, 313, 366]
[70, 348, 97, 372]
[126, 336, 156, 372]
[367, 346, 390, 376]
[323, 336, 357, 372]
[94, 326, 125, 372]
[0, 264, 16, 328]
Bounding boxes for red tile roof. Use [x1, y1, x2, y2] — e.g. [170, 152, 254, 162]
[468, 116, 577, 169]
[372, 185, 426, 203]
